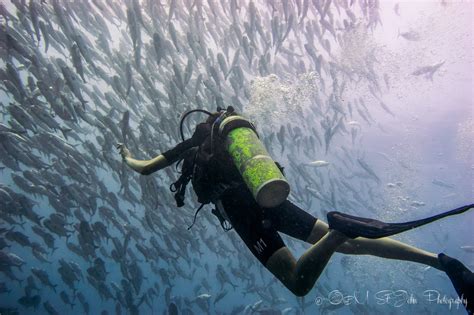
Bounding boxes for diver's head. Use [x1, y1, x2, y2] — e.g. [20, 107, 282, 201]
[206, 106, 236, 124]
[217, 105, 234, 114]
[206, 112, 221, 124]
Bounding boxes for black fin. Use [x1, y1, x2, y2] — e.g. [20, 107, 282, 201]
[328, 204, 473, 239]
[439, 253, 474, 314]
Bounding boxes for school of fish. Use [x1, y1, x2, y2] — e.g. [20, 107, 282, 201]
[0, 0, 459, 314]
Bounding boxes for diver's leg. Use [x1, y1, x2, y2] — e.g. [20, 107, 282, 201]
[306, 220, 442, 270]
[339, 236, 441, 269]
[268, 200, 442, 270]
[265, 230, 348, 297]
[221, 194, 349, 297]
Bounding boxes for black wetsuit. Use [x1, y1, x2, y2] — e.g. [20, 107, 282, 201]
[162, 122, 317, 265]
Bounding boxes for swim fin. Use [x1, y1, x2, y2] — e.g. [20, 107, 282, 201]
[327, 204, 473, 239]
[438, 253, 474, 314]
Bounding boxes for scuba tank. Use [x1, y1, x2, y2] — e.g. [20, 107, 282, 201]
[177, 106, 290, 208]
[218, 113, 290, 208]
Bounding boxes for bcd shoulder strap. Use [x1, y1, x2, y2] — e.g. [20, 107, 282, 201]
[169, 147, 198, 207]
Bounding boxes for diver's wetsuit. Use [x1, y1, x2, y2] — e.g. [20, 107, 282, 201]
[162, 121, 317, 265]
[220, 185, 317, 264]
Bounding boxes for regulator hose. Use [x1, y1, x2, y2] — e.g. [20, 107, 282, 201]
[179, 109, 213, 141]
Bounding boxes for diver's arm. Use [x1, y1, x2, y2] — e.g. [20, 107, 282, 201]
[116, 134, 202, 175]
[126, 154, 169, 175]
[116, 122, 210, 175]
[116, 143, 169, 175]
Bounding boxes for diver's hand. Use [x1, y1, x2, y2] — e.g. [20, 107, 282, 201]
[116, 143, 131, 160]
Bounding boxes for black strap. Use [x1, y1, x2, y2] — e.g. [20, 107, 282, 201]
[212, 208, 233, 231]
[170, 171, 192, 207]
[170, 148, 199, 207]
[187, 203, 205, 230]
[275, 161, 285, 175]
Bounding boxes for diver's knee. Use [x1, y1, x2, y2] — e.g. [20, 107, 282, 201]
[265, 248, 313, 296]
[275, 276, 310, 297]
[282, 272, 312, 297]
[306, 220, 329, 244]
[336, 242, 357, 254]
[336, 239, 367, 254]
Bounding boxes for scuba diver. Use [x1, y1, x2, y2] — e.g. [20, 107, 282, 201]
[116, 107, 473, 313]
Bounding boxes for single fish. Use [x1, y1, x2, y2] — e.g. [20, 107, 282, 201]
[398, 29, 421, 41]
[432, 179, 455, 189]
[394, 3, 400, 16]
[460, 246, 474, 253]
[412, 60, 445, 81]
[307, 160, 330, 167]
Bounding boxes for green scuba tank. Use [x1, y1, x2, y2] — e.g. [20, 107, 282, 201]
[218, 115, 290, 208]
